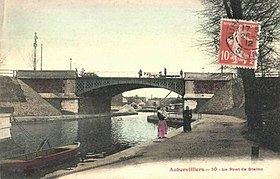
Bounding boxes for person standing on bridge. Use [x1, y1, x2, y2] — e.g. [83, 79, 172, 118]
[157, 106, 168, 138]
[79, 68, 85, 76]
[183, 106, 192, 132]
[180, 69, 183, 78]
[138, 69, 142, 78]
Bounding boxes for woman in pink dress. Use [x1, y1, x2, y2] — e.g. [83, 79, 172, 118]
[157, 107, 168, 138]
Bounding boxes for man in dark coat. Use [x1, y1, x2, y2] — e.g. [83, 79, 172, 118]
[183, 106, 192, 132]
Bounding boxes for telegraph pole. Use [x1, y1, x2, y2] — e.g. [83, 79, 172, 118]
[40, 44, 43, 71]
[33, 32, 38, 71]
[70, 58, 72, 70]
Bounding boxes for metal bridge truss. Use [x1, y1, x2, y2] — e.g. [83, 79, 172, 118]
[76, 77, 185, 96]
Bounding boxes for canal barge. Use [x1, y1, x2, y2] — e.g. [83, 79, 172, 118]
[147, 113, 196, 128]
[137, 106, 157, 112]
[147, 114, 183, 127]
[0, 142, 80, 171]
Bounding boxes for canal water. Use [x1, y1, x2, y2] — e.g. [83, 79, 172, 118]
[0, 112, 176, 177]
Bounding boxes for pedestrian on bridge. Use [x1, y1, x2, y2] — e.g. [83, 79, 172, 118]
[183, 106, 192, 132]
[138, 69, 142, 78]
[180, 69, 183, 78]
[157, 107, 168, 138]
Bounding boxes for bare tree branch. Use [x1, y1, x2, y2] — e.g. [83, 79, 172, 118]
[199, 0, 280, 74]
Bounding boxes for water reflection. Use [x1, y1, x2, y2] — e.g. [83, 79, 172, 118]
[0, 112, 174, 177]
[77, 116, 114, 158]
[10, 121, 78, 154]
[111, 112, 159, 145]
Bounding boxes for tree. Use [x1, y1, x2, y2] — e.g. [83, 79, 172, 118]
[200, 0, 280, 74]
[200, 0, 280, 132]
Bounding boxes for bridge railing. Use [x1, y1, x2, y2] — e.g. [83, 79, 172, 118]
[94, 71, 138, 77]
[92, 71, 183, 78]
[0, 69, 17, 77]
[255, 72, 280, 77]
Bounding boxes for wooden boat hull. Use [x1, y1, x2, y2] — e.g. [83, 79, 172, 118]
[0, 142, 80, 171]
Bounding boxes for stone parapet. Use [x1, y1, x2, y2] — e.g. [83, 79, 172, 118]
[39, 93, 78, 99]
[184, 72, 235, 80]
[16, 70, 77, 79]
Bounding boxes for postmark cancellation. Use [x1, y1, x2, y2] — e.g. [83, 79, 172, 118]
[218, 19, 260, 69]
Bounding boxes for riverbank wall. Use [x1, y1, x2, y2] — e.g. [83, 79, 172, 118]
[0, 113, 12, 141]
[12, 112, 138, 123]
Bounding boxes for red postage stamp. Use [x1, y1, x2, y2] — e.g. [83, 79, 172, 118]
[218, 19, 260, 69]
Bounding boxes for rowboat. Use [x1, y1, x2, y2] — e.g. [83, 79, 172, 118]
[0, 142, 80, 171]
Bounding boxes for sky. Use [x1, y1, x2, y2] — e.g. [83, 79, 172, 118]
[0, 0, 220, 98]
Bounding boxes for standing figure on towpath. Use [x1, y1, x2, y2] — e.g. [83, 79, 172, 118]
[157, 106, 168, 139]
[183, 106, 192, 132]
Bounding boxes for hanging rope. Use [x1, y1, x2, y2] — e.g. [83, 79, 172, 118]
[12, 116, 51, 149]
[159, 91, 172, 106]
[163, 91, 172, 100]
[12, 117, 43, 140]
[37, 139, 51, 151]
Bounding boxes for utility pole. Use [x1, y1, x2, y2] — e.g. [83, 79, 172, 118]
[33, 32, 38, 71]
[40, 44, 43, 71]
[70, 58, 72, 70]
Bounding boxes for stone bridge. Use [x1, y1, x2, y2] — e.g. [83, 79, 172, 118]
[16, 70, 233, 114]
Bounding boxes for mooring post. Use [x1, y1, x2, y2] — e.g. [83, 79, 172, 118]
[251, 146, 259, 160]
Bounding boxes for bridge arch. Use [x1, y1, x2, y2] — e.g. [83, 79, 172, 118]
[76, 77, 185, 97]
[76, 77, 185, 114]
